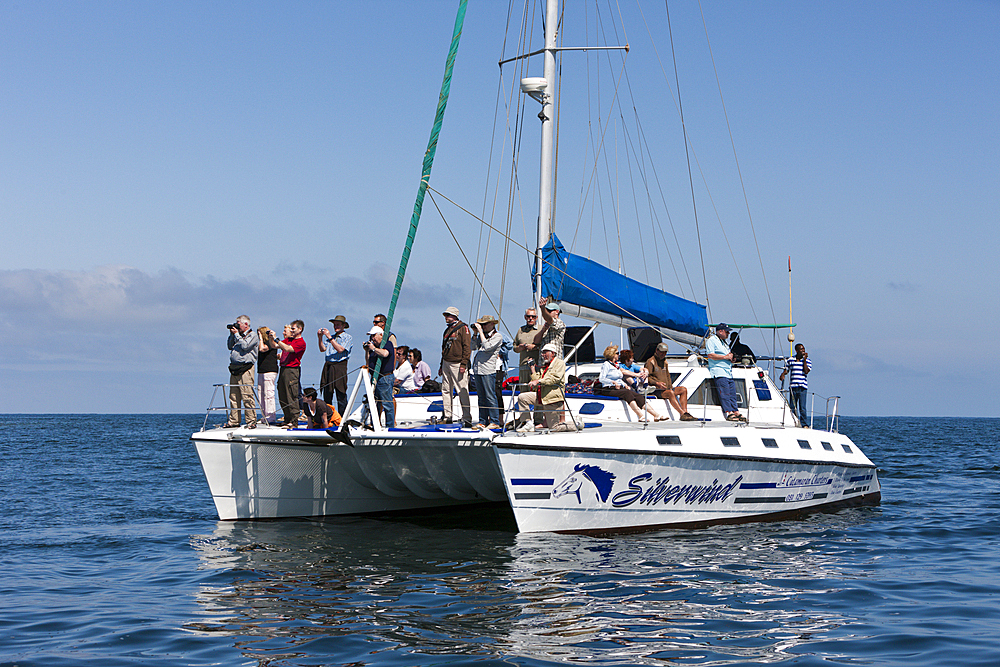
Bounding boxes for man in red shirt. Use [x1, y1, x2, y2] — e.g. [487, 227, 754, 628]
[275, 319, 306, 428]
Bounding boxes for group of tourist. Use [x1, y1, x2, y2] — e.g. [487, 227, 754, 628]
[226, 303, 813, 432]
[594, 341, 697, 422]
[225, 311, 449, 430]
[438, 297, 568, 430]
[226, 316, 307, 429]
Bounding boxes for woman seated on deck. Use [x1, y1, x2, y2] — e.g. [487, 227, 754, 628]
[596, 344, 666, 422]
[618, 349, 645, 392]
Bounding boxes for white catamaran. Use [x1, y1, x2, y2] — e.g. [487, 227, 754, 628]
[191, 0, 880, 534]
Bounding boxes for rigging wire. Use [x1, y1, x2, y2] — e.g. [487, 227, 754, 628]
[697, 0, 778, 332]
[428, 186, 700, 350]
[663, 0, 712, 323]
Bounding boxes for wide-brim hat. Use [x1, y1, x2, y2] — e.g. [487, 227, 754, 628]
[541, 342, 560, 354]
[475, 314, 498, 325]
[443, 306, 460, 318]
[329, 315, 349, 328]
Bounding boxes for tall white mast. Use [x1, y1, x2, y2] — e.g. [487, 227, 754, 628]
[534, 0, 559, 299]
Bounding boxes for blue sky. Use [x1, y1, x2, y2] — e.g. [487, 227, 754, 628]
[1, 1, 997, 416]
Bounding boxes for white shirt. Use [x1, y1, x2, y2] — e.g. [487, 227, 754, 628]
[394, 360, 417, 391]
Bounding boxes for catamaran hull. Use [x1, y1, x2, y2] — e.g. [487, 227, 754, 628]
[192, 422, 879, 535]
[495, 437, 880, 534]
[191, 428, 506, 520]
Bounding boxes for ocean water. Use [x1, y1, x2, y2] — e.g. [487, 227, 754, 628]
[1, 415, 997, 666]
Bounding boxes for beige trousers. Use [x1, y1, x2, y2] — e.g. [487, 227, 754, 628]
[440, 361, 471, 423]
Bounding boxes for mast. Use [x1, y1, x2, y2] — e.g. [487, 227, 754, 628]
[533, 0, 559, 299]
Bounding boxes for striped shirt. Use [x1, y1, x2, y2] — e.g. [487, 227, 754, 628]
[785, 356, 812, 388]
[540, 317, 566, 359]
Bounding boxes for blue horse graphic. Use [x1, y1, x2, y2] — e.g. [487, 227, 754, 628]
[552, 464, 616, 504]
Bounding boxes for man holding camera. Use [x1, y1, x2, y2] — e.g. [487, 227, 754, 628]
[318, 315, 352, 416]
[274, 319, 306, 427]
[226, 315, 259, 428]
[364, 325, 395, 428]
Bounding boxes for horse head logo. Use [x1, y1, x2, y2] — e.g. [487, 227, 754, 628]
[552, 464, 616, 504]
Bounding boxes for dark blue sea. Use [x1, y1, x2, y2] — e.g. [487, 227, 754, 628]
[1, 415, 998, 666]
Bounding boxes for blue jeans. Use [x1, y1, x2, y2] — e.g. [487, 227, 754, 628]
[375, 374, 395, 428]
[713, 376, 738, 414]
[473, 373, 500, 425]
[362, 374, 396, 428]
[789, 386, 808, 426]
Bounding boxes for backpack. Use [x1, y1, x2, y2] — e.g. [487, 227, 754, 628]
[498, 333, 514, 369]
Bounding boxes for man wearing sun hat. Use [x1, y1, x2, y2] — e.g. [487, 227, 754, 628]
[318, 315, 352, 416]
[440, 306, 472, 426]
[471, 314, 503, 428]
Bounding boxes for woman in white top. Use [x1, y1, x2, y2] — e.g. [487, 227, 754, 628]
[597, 344, 666, 422]
[393, 345, 418, 393]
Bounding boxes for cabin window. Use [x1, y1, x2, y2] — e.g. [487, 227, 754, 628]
[841, 444, 853, 454]
[762, 438, 778, 449]
[578, 402, 604, 415]
[752, 379, 772, 401]
[656, 435, 681, 446]
[821, 441, 834, 451]
[721, 437, 740, 447]
[688, 378, 748, 409]
[797, 439, 811, 450]
[427, 400, 444, 413]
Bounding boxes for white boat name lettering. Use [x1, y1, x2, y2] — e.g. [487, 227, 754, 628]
[611, 474, 744, 508]
[777, 473, 830, 488]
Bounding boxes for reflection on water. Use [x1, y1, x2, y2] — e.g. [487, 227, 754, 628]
[187, 508, 880, 665]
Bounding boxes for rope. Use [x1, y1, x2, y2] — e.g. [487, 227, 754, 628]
[376, 0, 468, 379]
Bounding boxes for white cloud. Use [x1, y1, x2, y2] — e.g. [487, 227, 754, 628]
[0, 265, 470, 411]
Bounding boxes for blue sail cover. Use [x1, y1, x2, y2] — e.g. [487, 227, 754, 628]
[538, 234, 707, 336]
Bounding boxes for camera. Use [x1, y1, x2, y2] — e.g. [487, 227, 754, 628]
[227, 323, 238, 330]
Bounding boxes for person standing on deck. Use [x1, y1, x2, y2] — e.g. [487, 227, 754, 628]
[471, 315, 503, 429]
[513, 307, 541, 389]
[274, 320, 306, 428]
[533, 297, 566, 359]
[256, 325, 279, 425]
[439, 306, 472, 427]
[226, 315, 259, 428]
[372, 313, 397, 347]
[705, 323, 745, 422]
[318, 315, 352, 416]
[363, 326, 395, 428]
[780, 343, 812, 427]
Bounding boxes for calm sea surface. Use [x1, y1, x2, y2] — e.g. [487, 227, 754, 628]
[1, 415, 997, 666]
